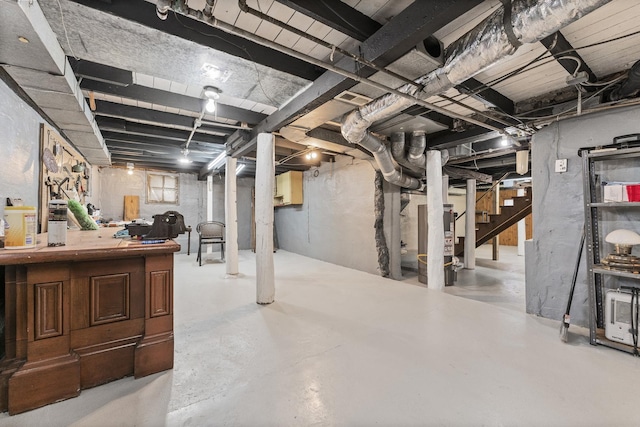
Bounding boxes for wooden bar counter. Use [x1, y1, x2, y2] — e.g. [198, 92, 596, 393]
[0, 228, 179, 414]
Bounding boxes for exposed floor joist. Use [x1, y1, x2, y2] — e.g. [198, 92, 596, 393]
[222, 0, 486, 172]
[93, 100, 235, 136]
[66, 0, 324, 82]
[540, 31, 598, 86]
[273, 0, 515, 118]
[96, 117, 226, 145]
[81, 79, 267, 125]
[274, 0, 380, 42]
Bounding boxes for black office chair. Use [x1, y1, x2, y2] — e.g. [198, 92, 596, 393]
[196, 221, 225, 266]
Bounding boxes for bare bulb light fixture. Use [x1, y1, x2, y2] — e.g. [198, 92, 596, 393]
[305, 151, 318, 160]
[205, 98, 216, 113]
[179, 148, 192, 164]
[203, 85, 221, 114]
[126, 162, 134, 175]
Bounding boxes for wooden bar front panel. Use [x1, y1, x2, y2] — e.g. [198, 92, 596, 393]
[0, 229, 178, 414]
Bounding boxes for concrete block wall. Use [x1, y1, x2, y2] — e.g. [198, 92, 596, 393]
[526, 105, 640, 327]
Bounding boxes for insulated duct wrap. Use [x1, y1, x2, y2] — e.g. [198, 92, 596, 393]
[341, 0, 612, 188]
[512, 0, 611, 44]
[424, 0, 612, 94]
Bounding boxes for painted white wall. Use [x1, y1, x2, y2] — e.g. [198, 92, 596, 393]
[274, 156, 380, 275]
[0, 78, 42, 220]
[96, 167, 254, 253]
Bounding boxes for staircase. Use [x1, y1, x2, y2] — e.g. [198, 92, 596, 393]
[454, 187, 532, 256]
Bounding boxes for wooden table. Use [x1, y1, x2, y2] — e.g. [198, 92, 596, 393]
[0, 228, 179, 414]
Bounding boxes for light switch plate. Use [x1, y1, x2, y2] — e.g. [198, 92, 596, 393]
[555, 159, 567, 173]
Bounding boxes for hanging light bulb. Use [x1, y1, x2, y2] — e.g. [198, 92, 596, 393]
[205, 98, 216, 113]
[311, 151, 318, 159]
[126, 162, 134, 175]
[203, 85, 221, 114]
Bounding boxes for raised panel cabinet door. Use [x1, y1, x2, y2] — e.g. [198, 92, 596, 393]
[34, 282, 63, 340]
[90, 273, 130, 326]
[149, 270, 170, 318]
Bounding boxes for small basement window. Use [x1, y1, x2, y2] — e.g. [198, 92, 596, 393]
[147, 173, 179, 204]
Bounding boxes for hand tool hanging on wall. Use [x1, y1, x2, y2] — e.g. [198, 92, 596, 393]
[560, 225, 586, 343]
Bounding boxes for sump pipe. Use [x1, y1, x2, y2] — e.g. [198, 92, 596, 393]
[341, 0, 611, 188]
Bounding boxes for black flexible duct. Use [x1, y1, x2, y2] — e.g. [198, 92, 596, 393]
[607, 60, 640, 101]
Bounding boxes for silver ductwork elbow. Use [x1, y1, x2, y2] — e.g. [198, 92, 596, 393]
[359, 133, 422, 190]
[407, 131, 426, 168]
[391, 132, 422, 174]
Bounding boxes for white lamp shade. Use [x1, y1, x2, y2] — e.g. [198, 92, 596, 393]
[516, 150, 529, 175]
[605, 229, 640, 245]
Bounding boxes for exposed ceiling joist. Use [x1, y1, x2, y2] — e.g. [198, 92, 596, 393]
[223, 0, 485, 167]
[455, 78, 515, 114]
[428, 129, 503, 150]
[92, 100, 234, 135]
[68, 58, 133, 86]
[81, 79, 267, 125]
[540, 31, 598, 86]
[277, 0, 513, 119]
[102, 132, 221, 152]
[273, 0, 381, 42]
[96, 116, 225, 145]
[66, 0, 324, 81]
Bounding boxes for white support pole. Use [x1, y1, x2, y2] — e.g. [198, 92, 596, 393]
[225, 156, 239, 276]
[207, 175, 213, 255]
[207, 175, 213, 221]
[465, 179, 476, 269]
[426, 151, 445, 290]
[442, 174, 449, 204]
[517, 188, 526, 256]
[492, 183, 500, 261]
[255, 133, 275, 304]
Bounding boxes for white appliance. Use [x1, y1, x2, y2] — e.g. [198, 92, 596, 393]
[605, 290, 639, 346]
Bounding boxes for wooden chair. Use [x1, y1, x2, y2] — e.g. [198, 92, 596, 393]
[196, 221, 225, 266]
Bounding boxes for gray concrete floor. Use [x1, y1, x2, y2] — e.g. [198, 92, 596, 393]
[1, 249, 639, 426]
[402, 244, 526, 312]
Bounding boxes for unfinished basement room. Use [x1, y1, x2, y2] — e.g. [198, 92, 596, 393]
[1, 0, 640, 425]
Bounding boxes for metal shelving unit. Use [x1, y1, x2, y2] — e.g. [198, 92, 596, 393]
[582, 146, 640, 355]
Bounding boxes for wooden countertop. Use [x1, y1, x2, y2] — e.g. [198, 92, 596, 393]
[0, 228, 180, 265]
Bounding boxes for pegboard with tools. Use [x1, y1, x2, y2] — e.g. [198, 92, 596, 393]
[39, 123, 91, 232]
